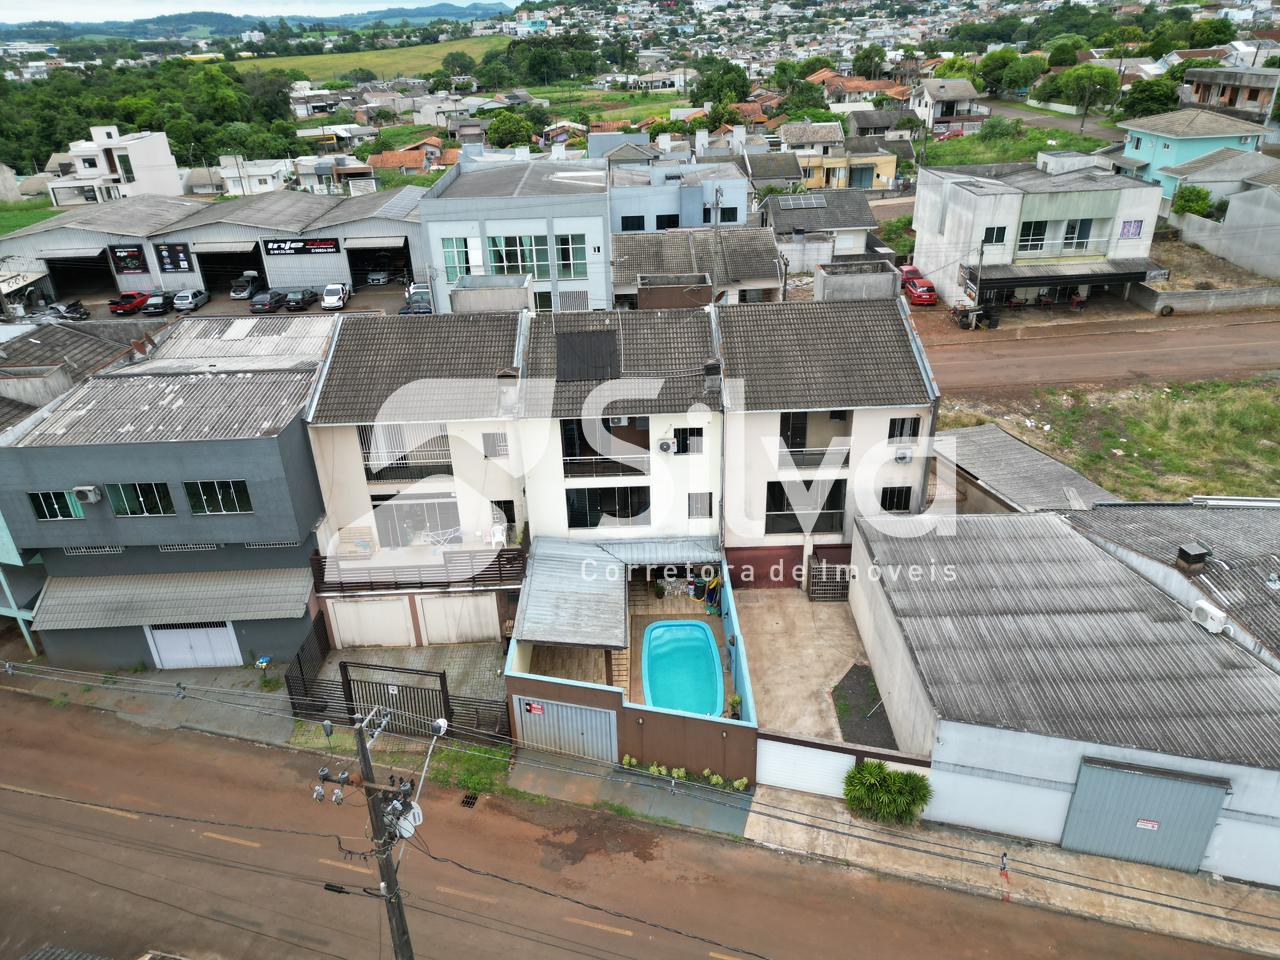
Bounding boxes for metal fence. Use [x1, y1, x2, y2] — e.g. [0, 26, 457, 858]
[284, 614, 349, 724]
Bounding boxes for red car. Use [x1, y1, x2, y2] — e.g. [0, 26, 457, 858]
[900, 265, 923, 288]
[903, 277, 938, 305]
[935, 130, 965, 141]
[108, 291, 150, 315]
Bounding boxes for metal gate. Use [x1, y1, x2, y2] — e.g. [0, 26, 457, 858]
[512, 695, 617, 764]
[1061, 758, 1228, 873]
[340, 661, 450, 738]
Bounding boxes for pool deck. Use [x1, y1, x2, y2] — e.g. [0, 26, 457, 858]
[627, 588, 734, 715]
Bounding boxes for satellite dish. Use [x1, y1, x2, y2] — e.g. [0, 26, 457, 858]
[396, 801, 424, 839]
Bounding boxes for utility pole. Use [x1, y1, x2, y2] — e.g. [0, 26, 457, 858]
[355, 707, 416, 960]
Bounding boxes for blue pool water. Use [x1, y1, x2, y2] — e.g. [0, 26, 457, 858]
[642, 620, 724, 717]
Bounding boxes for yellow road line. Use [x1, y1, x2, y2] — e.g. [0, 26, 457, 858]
[435, 884, 498, 904]
[563, 916, 633, 937]
[710, 952, 746, 960]
[88, 804, 139, 820]
[202, 831, 261, 848]
[319, 857, 373, 875]
[0, 781, 139, 819]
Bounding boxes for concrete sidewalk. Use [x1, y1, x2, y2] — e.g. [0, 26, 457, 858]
[745, 785, 1280, 959]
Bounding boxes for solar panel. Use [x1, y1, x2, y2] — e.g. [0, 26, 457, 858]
[777, 194, 828, 209]
[556, 330, 619, 382]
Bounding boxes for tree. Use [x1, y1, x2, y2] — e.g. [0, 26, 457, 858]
[1166, 57, 1222, 84]
[1171, 185, 1213, 217]
[978, 47, 1019, 94]
[976, 115, 1023, 141]
[341, 67, 377, 84]
[797, 54, 836, 79]
[1059, 64, 1119, 130]
[689, 57, 750, 105]
[486, 110, 535, 148]
[1188, 18, 1235, 47]
[1118, 78, 1180, 118]
[781, 80, 827, 112]
[934, 56, 982, 86]
[354, 133, 392, 160]
[1047, 43, 1078, 67]
[476, 60, 514, 90]
[1001, 55, 1047, 93]
[442, 51, 477, 76]
[843, 760, 933, 825]
[1264, 56, 1280, 69]
[852, 44, 886, 79]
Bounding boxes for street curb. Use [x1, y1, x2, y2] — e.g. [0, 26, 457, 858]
[922, 313, 1280, 349]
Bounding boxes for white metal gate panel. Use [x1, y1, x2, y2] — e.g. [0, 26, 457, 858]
[418, 594, 500, 644]
[756, 737, 855, 798]
[513, 695, 617, 764]
[327, 597, 414, 648]
[147, 621, 241, 669]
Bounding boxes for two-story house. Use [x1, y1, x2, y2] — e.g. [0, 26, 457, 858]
[0, 315, 337, 670]
[420, 159, 613, 313]
[1113, 108, 1269, 200]
[1181, 66, 1280, 135]
[609, 161, 751, 232]
[45, 125, 182, 207]
[609, 227, 784, 308]
[912, 151, 1164, 307]
[779, 122, 855, 189]
[909, 79, 989, 134]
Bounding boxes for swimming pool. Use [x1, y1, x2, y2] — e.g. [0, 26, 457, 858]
[642, 620, 724, 717]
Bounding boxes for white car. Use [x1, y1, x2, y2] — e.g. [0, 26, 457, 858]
[320, 283, 350, 310]
[405, 282, 431, 302]
[172, 289, 210, 311]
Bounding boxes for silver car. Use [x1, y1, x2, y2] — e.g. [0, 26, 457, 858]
[173, 289, 210, 311]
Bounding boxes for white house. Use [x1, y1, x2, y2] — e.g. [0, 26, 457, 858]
[909, 78, 989, 133]
[46, 125, 182, 207]
[218, 155, 294, 195]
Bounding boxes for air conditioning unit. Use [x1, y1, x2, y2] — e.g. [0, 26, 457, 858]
[894, 448, 914, 464]
[72, 485, 101, 505]
[1192, 599, 1228, 634]
[658, 438, 675, 454]
[609, 416, 629, 427]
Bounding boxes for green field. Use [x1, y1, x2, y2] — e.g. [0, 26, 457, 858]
[939, 378, 1280, 501]
[528, 82, 687, 120]
[237, 36, 508, 81]
[0, 197, 62, 238]
[921, 127, 1107, 166]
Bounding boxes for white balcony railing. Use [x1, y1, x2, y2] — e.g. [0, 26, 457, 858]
[1013, 236, 1111, 260]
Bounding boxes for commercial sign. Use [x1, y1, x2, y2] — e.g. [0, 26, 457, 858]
[263, 237, 341, 256]
[153, 242, 193, 273]
[524, 702, 544, 715]
[108, 245, 147, 275]
[1135, 818, 1160, 831]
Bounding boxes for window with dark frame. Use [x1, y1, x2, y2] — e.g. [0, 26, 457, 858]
[655, 213, 680, 229]
[720, 206, 738, 223]
[688, 492, 713, 519]
[880, 485, 913, 512]
[764, 478, 845, 534]
[106, 482, 175, 518]
[982, 226, 1006, 246]
[620, 215, 646, 231]
[29, 490, 83, 521]
[888, 416, 921, 444]
[184, 480, 253, 515]
[565, 486, 651, 528]
[673, 426, 703, 454]
[702, 207, 712, 224]
[1017, 220, 1048, 252]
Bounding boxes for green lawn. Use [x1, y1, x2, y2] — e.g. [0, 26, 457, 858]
[376, 124, 441, 148]
[0, 197, 61, 237]
[938, 378, 1280, 500]
[921, 127, 1107, 166]
[527, 83, 687, 120]
[236, 36, 508, 81]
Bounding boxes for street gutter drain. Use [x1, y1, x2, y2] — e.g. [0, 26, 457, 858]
[461, 793, 478, 808]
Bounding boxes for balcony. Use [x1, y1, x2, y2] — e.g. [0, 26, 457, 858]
[312, 544, 527, 594]
[1013, 236, 1111, 261]
[362, 458, 453, 483]
[764, 510, 845, 535]
[777, 439, 851, 469]
[562, 454, 651, 477]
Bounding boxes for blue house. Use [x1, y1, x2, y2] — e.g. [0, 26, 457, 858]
[1114, 108, 1269, 199]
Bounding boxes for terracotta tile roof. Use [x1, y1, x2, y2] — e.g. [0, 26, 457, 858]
[590, 120, 632, 132]
[440, 147, 462, 165]
[367, 150, 426, 170]
[824, 76, 899, 94]
[805, 66, 841, 83]
[730, 101, 766, 119]
[763, 113, 790, 131]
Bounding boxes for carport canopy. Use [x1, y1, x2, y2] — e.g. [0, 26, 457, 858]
[343, 236, 408, 249]
[190, 240, 259, 254]
[975, 258, 1163, 292]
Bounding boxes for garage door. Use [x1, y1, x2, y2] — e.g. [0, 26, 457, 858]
[1061, 758, 1228, 872]
[327, 597, 415, 648]
[147, 621, 241, 669]
[513, 695, 617, 764]
[417, 594, 501, 644]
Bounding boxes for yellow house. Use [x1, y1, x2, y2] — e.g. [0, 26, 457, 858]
[780, 121, 898, 190]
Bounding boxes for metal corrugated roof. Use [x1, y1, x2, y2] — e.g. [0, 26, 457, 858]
[938, 423, 1116, 511]
[20, 369, 316, 446]
[859, 513, 1280, 769]
[33, 567, 314, 631]
[120, 315, 337, 375]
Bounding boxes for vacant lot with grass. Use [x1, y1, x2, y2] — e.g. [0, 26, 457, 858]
[922, 127, 1107, 166]
[939, 378, 1280, 500]
[529, 82, 687, 120]
[1148, 239, 1280, 291]
[238, 36, 508, 81]
[0, 197, 61, 237]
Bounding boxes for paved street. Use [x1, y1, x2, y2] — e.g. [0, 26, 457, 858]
[927, 317, 1280, 391]
[0, 693, 1249, 960]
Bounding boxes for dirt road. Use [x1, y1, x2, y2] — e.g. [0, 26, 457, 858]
[927, 318, 1280, 391]
[0, 693, 1247, 960]
[985, 101, 1121, 142]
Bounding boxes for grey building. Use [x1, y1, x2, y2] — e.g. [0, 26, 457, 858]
[0, 315, 336, 670]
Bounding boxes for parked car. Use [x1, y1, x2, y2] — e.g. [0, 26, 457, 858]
[405, 282, 431, 302]
[320, 283, 350, 310]
[39, 301, 90, 321]
[285, 288, 318, 311]
[366, 268, 392, 285]
[399, 291, 434, 315]
[903, 277, 938, 306]
[230, 271, 262, 300]
[173, 289, 210, 312]
[140, 292, 176, 316]
[108, 291, 150, 316]
[934, 130, 964, 141]
[250, 289, 288, 313]
[899, 265, 923, 289]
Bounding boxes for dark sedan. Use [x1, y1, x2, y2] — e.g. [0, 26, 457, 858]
[285, 288, 319, 311]
[250, 289, 288, 314]
[140, 292, 175, 316]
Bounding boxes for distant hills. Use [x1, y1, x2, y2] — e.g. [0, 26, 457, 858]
[0, 5, 512, 40]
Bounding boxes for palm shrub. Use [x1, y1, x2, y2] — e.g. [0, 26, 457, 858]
[843, 760, 933, 824]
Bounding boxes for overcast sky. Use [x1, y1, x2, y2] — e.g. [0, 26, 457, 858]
[0, 1, 513, 24]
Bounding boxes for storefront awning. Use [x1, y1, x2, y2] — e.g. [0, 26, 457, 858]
[342, 236, 408, 249]
[975, 258, 1164, 292]
[42, 247, 104, 259]
[33, 568, 313, 631]
[190, 240, 258, 254]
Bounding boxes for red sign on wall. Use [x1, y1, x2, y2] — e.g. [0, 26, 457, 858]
[1136, 818, 1160, 831]
[525, 702, 544, 715]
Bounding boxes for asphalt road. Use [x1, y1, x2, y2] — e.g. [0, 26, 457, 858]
[928, 319, 1280, 391]
[0, 693, 1248, 960]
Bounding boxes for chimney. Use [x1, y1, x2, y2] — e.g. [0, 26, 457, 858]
[695, 128, 709, 153]
[1176, 542, 1211, 574]
[657, 133, 673, 152]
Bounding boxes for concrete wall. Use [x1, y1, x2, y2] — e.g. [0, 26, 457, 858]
[846, 527, 938, 755]
[1128, 281, 1280, 314]
[814, 262, 900, 301]
[42, 539, 316, 578]
[610, 175, 751, 231]
[1165, 190, 1280, 280]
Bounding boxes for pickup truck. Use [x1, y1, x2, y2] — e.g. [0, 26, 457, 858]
[108, 291, 150, 316]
